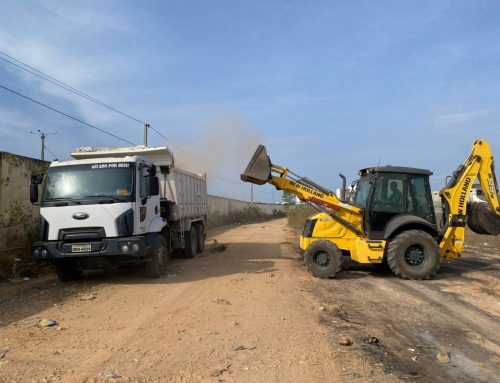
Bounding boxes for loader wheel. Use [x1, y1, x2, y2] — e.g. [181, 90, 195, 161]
[183, 226, 198, 258]
[196, 224, 205, 253]
[54, 259, 82, 282]
[304, 240, 343, 279]
[386, 230, 440, 280]
[145, 235, 168, 277]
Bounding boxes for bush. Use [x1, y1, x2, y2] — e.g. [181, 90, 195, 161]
[287, 205, 317, 230]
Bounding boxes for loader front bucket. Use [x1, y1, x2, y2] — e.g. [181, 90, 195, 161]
[467, 202, 500, 235]
[240, 145, 272, 185]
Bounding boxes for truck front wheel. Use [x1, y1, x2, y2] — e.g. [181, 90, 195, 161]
[54, 259, 82, 282]
[386, 230, 440, 280]
[145, 235, 168, 277]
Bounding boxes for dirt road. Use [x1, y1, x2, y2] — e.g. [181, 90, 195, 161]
[0, 218, 499, 382]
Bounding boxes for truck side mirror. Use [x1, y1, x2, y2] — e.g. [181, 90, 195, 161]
[30, 173, 44, 204]
[148, 164, 157, 176]
[30, 184, 39, 203]
[31, 173, 44, 185]
[149, 176, 159, 196]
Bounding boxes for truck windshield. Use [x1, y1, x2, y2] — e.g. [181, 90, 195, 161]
[42, 163, 135, 203]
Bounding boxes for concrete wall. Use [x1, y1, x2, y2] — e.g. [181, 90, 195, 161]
[0, 152, 49, 277]
[0, 152, 49, 217]
[207, 195, 290, 228]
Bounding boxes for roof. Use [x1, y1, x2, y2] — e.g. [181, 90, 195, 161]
[359, 166, 433, 176]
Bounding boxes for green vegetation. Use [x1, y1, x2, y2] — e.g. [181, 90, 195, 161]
[287, 205, 316, 230]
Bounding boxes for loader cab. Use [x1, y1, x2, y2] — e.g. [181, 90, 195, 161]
[353, 167, 436, 240]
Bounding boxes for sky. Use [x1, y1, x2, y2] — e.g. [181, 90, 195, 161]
[0, 0, 499, 202]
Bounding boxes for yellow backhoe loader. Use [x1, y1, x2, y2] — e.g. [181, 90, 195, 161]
[241, 139, 500, 280]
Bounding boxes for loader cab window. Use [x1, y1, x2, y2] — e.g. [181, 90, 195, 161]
[407, 175, 436, 224]
[368, 173, 406, 234]
[352, 176, 372, 209]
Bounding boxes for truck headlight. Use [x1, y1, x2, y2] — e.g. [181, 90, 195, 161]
[34, 249, 40, 257]
[121, 244, 130, 254]
[41, 249, 47, 257]
[131, 243, 140, 252]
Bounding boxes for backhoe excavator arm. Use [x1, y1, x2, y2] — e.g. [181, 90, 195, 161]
[439, 139, 500, 257]
[241, 145, 363, 235]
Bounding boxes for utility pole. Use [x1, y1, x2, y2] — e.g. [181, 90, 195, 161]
[29, 130, 57, 161]
[144, 123, 150, 146]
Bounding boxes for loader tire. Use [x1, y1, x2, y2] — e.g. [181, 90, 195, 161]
[54, 259, 82, 282]
[183, 226, 198, 258]
[145, 235, 168, 278]
[386, 230, 440, 280]
[304, 240, 343, 279]
[196, 224, 205, 253]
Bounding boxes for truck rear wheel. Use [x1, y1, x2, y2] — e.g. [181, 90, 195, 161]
[54, 259, 82, 282]
[196, 224, 204, 253]
[386, 230, 440, 280]
[304, 240, 343, 279]
[145, 234, 168, 277]
[183, 226, 197, 258]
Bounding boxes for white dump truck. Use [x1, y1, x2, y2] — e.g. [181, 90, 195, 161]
[30, 146, 208, 281]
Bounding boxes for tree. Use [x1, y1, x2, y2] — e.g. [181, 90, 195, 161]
[281, 191, 296, 204]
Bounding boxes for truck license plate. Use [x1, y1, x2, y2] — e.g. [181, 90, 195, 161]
[71, 244, 91, 253]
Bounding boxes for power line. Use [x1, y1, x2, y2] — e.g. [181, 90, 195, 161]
[44, 144, 58, 160]
[0, 85, 137, 146]
[0, 51, 186, 149]
[0, 51, 145, 124]
[148, 125, 183, 150]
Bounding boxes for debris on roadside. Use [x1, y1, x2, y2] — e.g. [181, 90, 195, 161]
[210, 240, 228, 253]
[98, 370, 122, 378]
[0, 346, 10, 359]
[215, 298, 231, 305]
[436, 346, 450, 363]
[339, 336, 351, 346]
[319, 306, 326, 311]
[37, 319, 58, 328]
[78, 293, 96, 301]
[234, 345, 256, 351]
[365, 336, 379, 346]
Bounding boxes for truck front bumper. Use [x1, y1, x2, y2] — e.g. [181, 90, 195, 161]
[32, 236, 150, 260]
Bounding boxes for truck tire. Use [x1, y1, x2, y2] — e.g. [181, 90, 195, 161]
[183, 226, 197, 258]
[386, 230, 440, 280]
[54, 259, 82, 282]
[145, 234, 168, 277]
[304, 240, 343, 279]
[196, 224, 204, 253]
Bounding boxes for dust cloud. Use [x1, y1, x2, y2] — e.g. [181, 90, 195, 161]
[175, 114, 264, 197]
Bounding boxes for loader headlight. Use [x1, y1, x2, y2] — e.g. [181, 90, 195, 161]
[41, 249, 48, 257]
[120, 244, 130, 254]
[131, 243, 140, 252]
[34, 249, 40, 257]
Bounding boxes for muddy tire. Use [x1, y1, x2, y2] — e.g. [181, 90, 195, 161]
[304, 240, 343, 279]
[145, 234, 168, 277]
[183, 226, 198, 258]
[196, 224, 204, 253]
[387, 230, 440, 280]
[54, 259, 82, 282]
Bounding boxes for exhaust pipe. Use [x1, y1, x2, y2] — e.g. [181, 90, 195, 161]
[339, 174, 346, 202]
[240, 145, 272, 185]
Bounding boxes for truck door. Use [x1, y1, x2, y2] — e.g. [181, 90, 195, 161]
[136, 164, 160, 234]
